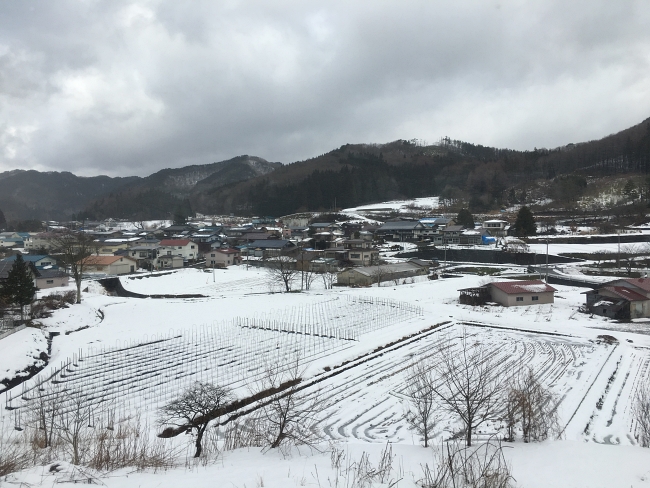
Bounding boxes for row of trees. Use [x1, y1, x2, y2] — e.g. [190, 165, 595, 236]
[0, 230, 97, 323]
[405, 331, 559, 448]
[0, 254, 37, 320]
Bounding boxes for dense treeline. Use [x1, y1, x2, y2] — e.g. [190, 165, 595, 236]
[79, 189, 193, 221]
[72, 116, 650, 218]
[248, 152, 440, 215]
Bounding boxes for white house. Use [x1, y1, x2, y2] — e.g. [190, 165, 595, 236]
[207, 248, 241, 268]
[159, 239, 199, 262]
[482, 220, 509, 237]
[80, 256, 138, 275]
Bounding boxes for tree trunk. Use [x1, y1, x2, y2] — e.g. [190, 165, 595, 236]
[194, 426, 205, 458]
[76, 279, 82, 304]
[466, 424, 472, 447]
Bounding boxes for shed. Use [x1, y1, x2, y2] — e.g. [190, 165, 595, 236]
[489, 280, 556, 307]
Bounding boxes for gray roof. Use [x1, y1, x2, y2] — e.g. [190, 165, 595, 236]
[342, 262, 422, 277]
[443, 225, 464, 232]
[36, 269, 68, 279]
[378, 221, 424, 231]
[246, 239, 295, 249]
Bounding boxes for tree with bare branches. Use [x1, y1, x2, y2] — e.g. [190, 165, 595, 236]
[430, 331, 507, 447]
[505, 368, 560, 443]
[265, 255, 299, 292]
[52, 230, 99, 303]
[634, 384, 650, 448]
[371, 265, 387, 287]
[404, 359, 439, 447]
[158, 382, 233, 458]
[321, 263, 339, 289]
[253, 358, 322, 452]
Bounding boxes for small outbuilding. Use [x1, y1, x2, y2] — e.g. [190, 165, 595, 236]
[337, 262, 427, 287]
[459, 279, 556, 307]
[80, 256, 138, 275]
[489, 280, 556, 307]
[583, 277, 650, 320]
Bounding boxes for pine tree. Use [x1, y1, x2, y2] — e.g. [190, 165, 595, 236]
[456, 208, 475, 228]
[0, 208, 6, 230]
[1, 254, 37, 320]
[514, 206, 536, 236]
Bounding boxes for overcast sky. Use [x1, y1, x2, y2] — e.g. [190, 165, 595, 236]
[1, 1, 649, 177]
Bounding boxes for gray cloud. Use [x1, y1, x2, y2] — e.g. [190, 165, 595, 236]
[1, 0, 649, 176]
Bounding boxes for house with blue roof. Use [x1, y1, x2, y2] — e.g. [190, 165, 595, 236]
[2, 254, 58, 269]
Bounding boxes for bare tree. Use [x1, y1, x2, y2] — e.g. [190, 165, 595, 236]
[634, 384, 650, 448]
[27, 381, 62, 449]
[404, 359, 439, 447]
[253, 358, 322, 453]
[371, 265, 387, 287]
[430, 331, 507, 447]
[505, 368, 560, 443]
[265, 255, 299, 292]
[321, 264, 339, 289]
[420, 437, 514, 488]
[52, 230, 99, 303]
[55, 389, 100, 465]
[158, 382, 233, 458]
[302, 268, 318, 291]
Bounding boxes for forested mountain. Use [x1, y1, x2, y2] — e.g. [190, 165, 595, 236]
[2, 117, 649, 221]
[189, 116, 650, 216]
[80, 156, 280, 220]
[0, 156, 280, 221]
[0, 170, 138, 221]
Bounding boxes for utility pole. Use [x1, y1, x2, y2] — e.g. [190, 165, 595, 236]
[545, 238, 549, 283]
[617, 229, 621, 272]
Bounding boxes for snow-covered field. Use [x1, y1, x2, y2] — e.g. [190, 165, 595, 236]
[2, 267, 650, 487]
[342, 196, 440, 215]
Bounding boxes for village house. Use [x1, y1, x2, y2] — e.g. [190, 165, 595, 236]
[96, 238, 138, 255]
[1, 254, 57, 269]
[441, 225, 464, 245]
[34, 269, 69, 289]
[583, 277, 650, 320]
[161, 224, 199, 238]
[24, 232, 61, 252]
[207, 248, 241, 268]
[342, 239, 379, 266]
[241, 239, 297, 258]
[459, 280, 556, 307]
[337, 262, 428, 287]
[157, 255, 184, 269]
[482, 219, 510, 238]
[375, 220, 426, 241]
[159, 239, 199, 262]
[80, 255, 138, 275]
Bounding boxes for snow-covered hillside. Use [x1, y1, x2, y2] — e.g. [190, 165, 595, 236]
[2, 267, 650, 487]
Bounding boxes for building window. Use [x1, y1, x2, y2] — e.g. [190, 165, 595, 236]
[516, 296, 524, 302]
[211, 254, 215, 257]
[532, 296, 539, 301]
[46, 280, 54, 284]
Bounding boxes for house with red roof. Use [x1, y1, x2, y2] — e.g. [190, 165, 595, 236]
[206, 248, 241, 268]
[159, 239, 199, 263]
[460, 279, 556, 307]
[489, 280, 556, 307]
[78, 255, 137, 275]
[584, 277, 650, 319]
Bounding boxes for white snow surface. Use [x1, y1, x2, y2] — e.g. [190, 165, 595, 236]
[2, 267, 650, 486]
[342, 196, 440, 214]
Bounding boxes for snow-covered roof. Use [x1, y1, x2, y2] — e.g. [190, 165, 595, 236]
[490, 280, 556, 295]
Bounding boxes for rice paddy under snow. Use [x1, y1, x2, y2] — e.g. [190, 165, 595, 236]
[2, 267, 650, 487]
